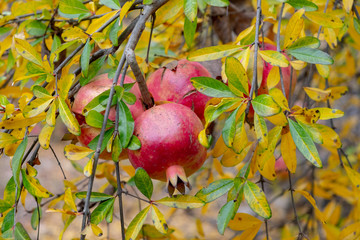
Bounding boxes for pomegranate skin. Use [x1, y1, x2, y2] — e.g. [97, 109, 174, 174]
[128, 103, 207, 182]
[146, 59, 212, 121]
[73, 73, 143, 122]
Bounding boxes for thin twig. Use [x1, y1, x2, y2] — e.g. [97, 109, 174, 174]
[35, 197, 41, 240]
[259, 175, 269, 240]
[288, 170, 304, 239]
[276, 3, 287, 98]
[245, 0, 262, 115]
[49, 144, 67, 179]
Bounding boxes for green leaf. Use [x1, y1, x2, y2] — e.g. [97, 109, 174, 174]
[222, 105, 243, 147]
[286, 47, 334, 65]
[100, 0, 121, 9]
[127, 135, 141, 150]
[59, 215, 76, 240]
[59, 0, 91, 19]
[0, 200, 12, 214]
[75, 191, 114, 202]
[25, 20, 47, 36]
[259, 50, 289, 67]
[205, 98, 242, 123]
[286, 0, 318, 11]
[21, 169, 52, 198]
[81, 39, 92, 78]
[79, 56, 106, 86]
[58, 98, 81, 136]
[217, 200, 236, 235]
[12, 136, 28, 188]
[151, 205, 168, 234]
[23, 97, 53, 118]
[14, 222, 32, 240]
[85, 110, 113, 128]
[125, 205, 151, 240]
[109, 18, 121, 46]
[50, 40, 78, 63]
[31, 206, 42, 230]
[83, 89, 116, 115]
[288, 119, 322, 167]
[118, 100, 134, 148]
[134, 168, 153, 200]
[286, 36, 320, 50]
[0, 27, 12, 36]
[105, 203, 114, 223]
[156, 195, 205, 209]
[191, 77, 236, 98]
[111, 134, 122, 162]
[225, 57, 249, 96]
[244, 181, 272, 219]
[184, 0, 197, 22]
[184, 16, 197, 47]
[2, 208, 14, 233]
[0, 132, 19, 148]
[254, 112, 268, 148]
[354, 18, 360, 34]
[3, 177, 16, 205]
[188, 45, 242, 61]
[196, 179, 234, 203]
[122, 92, 136, 105]
[88, 128, 114, 152]
[252, 94, 281, 117]
[32, 85, 51, 98]
[90, 198, 115, 225]
[205, 0, 229, 7]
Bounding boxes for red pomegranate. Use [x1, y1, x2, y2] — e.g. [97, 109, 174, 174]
[72, 73, 144, 160]
[128, 103, 207, 195]
[146, 59, 212, 121]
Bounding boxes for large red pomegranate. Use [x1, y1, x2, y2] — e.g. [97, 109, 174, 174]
[73, 73, 144, 160]
[146, 59, 212, 121]
[128, 103, 207, 195]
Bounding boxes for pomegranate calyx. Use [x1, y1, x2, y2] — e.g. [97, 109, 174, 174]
[166, 165, 191, 196]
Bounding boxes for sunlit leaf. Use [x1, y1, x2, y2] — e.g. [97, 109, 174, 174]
[338, 222, 360, 240]
[87, 10, 119, 34]
[151, 205, 168, 234]
[244, 181, 271, 219]
[39, 124, 55, 149]
[283, 9, 305, 48]
[266, 66, 280, 89]
[258, 50, 289, 67]
[313, 124, 341, 149]
[12, 136, 28, 188]
[64, 188, 77, 212]
[252, 94, 281, 117]
[125, 205, 151, 240]
[58, 98, 81, 136]
[191, 77, 236, 98]
[288, 119, 322, 167]
[23, 97, 53, 118]
[316, 64, 330, 79]
[328, 86, 348, 100]
[222, 105, 243, 148]
[59, 0, 91, 19]
[221, 143, 252, 167]
[188, 45, 243, 61]
[254, 112, 268, 148]
[184, 0, 197, 22]
[64, 144, 94, 161]
[196, 179, 234, 203]
[225, 56, 249, 96]
[0, 132, 19, 148]
[344, 165, 360, 190]
[228, 213, 262, 231]
[295, 190, 326, 223]
[281, 126, 297, 173]
[304, 87, 331, 102]
[21, 169, 52, 198]
[75, 191, 114, 202]
[15, 38, 43, 66]
[305, 11, 344, 28]
[156, 195, 205, 209]
[286, 0, 318, 11]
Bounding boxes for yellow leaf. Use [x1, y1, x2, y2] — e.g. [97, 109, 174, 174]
[305, 12, 344, 28]
[119, 0, 134, 23]
[266, 112, 288, 126]
[295, 190, 326, 224]
[196, 218, 205, 238]
[238, 47, 251, 70]
[290, 60, 307, 70]
[84, 156, 94, 177]
[259, 50, 289, 67]
[151, 205, 168, 234]
[344, 165, 360, 190]
[254, 113, 268, 148]
[213, 135, 228, 158]
[343, 0, 354, 13]
[156, 195, 205, 209]
[46, 102, 57, 126]
[21, 169, 52, 198]
[232, 223, 262, 240]
[0, 132, 20, 148]
[198, 129, 210, 148]
[91, 224, 103, 237]
[228, 213, 262, 231]
[21, 187, 27, 208]
[266, 66, 280, 89]
[323, 27, 337, 49]
[58, 74, 75, 100]
[256, 125, 282, 170]
[232, 117, 248, 154]
[328, 86, 348, 101]
[269, 87, 289, 111]
[188, 45, 243, 62]
[281, 126, 297, 173]
[313, 124, 341, 149]
[58, 98, 80, 136]
[235, 25, 255, 44]
[283, 9, 305, 48]
[0, 86, 32, 99]
[23, 97, 54, 118]
[64, 188, 77, 212]
[39, 124, 55, 150]
[125, 205, 151, 240]
[316, 64, 330, 79]
[14, 73, 47, 83]
[64, 144, 94, 161]
[338, 222, 360, 240]
[154, 0, 183, 27]
[14, 38, 43, 66]
[292, 106, 321, 124]
[62, 27, 88, 43]
[221, 143, 252, 167]
[87, 10, 119, 34]
[0, 112, 46, 129]
[26, 163, 37, 177]
[258, 155, 276, 180]
[46, 208, 81, 216]
[304, 87, 331, 102]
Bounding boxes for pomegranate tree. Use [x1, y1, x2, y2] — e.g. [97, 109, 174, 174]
[128, 103, 207, 196]
[146, 59, 212, 121]
[72, 73, 143, 160]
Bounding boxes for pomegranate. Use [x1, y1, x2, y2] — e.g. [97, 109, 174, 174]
[128, 103, 207, 196]
[146, 59, 212, 121]
[72, 73, 144, 160]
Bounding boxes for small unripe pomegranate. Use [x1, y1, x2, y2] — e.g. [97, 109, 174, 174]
[146, 59, 212, 121]
[128, 103, 207, 196]
[72, 73, 144, 160]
